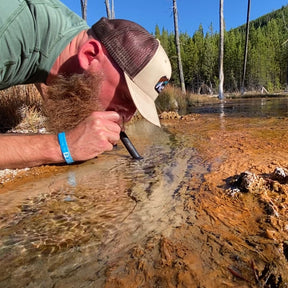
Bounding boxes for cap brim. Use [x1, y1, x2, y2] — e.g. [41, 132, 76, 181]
[124, 72, 161, 127]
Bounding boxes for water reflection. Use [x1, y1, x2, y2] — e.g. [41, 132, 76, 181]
[219, 100, 225, 130]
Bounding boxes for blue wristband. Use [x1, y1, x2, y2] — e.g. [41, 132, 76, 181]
[58, 132, 74, 164]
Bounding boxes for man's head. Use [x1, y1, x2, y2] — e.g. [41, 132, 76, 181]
[89, 17, 172, 127]
[44, 17, 171, 131]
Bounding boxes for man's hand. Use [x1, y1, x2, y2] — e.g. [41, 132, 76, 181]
[0, 111, 122, 169]
[64, 111, 121, 161]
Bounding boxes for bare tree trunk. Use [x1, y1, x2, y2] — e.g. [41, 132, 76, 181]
[173, 0, 186, 94]
[80, 0, 87, 21]
[218, 0, 224, 100]
[281, 13, 288, 90]
[105, 0, 112, 19]
[241, 0, 251, 95]
[111, 0, 115, 19]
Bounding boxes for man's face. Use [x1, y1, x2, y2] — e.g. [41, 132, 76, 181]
[103, 74, 137, 124]
[95, 55, 137, 123]
[43, 70, 136, 133]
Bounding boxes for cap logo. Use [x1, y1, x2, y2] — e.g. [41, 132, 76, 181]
[155, 76, 169, 93]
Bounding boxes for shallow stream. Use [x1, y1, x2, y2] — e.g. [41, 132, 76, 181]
[1, 96, 288, 287]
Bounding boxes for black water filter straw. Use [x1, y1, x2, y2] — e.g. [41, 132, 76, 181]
[120, 131, 143, 160]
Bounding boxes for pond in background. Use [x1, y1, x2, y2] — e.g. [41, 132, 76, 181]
[190, 96, 288, 117]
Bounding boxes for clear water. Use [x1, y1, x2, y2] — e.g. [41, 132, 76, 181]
[1, 96, 287, 287]
[0, 119, 205, 287]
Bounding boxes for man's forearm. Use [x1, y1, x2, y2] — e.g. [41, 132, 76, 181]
[0, 134, 63, 169]
[0, 111, 122, 169]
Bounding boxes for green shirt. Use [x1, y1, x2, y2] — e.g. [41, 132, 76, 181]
[0, 0, 89, 90]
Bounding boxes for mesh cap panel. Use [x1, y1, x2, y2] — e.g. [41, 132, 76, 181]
[91, 17, 159, 78]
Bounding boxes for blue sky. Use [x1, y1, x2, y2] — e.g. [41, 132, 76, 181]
[61, 0, 288, 35]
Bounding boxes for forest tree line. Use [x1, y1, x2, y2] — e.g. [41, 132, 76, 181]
[155, 5, 288, 94]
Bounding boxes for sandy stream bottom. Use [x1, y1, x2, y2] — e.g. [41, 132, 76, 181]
[1, 112, 288, 287]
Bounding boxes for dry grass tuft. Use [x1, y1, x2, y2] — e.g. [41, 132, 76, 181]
[0, 85, 45, 133]
[156, 85, 219, 114]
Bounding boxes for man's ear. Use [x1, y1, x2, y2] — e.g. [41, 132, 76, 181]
[78, 39, 103, 71]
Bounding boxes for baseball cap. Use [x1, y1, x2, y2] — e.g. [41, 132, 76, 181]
[91, 17, 172, 127]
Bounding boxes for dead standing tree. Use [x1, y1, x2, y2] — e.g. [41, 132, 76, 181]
[218, 0, 224, 100]
[105, 0, 115, 19]
[80, 0, 87, 21]
[172, 0, 186, 94]
[111, 0, 115, 19]
[241, 0, 251, 95]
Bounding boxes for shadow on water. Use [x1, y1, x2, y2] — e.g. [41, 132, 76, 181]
[0, 120, 207, 287]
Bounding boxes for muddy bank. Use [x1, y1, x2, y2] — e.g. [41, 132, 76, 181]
[1, 107, 288, 287]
